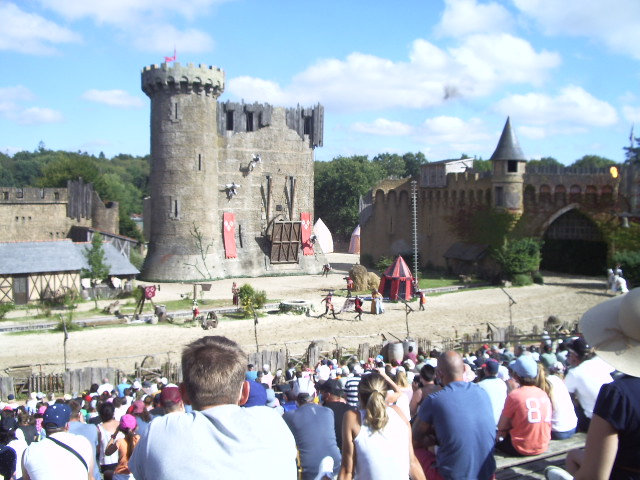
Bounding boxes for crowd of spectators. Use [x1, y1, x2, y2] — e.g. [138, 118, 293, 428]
[0, 287, 638, 479]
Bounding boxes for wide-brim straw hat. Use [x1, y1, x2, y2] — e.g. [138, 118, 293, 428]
[580, 288, 640, 378]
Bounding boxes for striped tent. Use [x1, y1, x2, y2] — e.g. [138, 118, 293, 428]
[378, 255, 414, 300]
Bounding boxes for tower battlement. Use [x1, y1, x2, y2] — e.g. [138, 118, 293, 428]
[141, 62, 225, 97]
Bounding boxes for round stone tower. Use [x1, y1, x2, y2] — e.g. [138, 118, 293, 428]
[141, 63, 225, 280]
[490, 117, 526, 214]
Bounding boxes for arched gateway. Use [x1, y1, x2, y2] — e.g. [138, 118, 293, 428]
[540, 208, 607, 275]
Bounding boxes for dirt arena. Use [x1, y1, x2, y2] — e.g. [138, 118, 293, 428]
[0, 254, 611, 374]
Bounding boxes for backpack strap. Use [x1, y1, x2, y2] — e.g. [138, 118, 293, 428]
[47, 436, 89, 471]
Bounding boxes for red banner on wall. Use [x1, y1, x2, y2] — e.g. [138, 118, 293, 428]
[223, 213, 238, 259]
[300, 212, 313, 256]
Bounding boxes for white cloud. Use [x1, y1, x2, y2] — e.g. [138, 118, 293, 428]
[0, 3, 80, 55]
[130, 24, 215, 54]
[351, 118, 414, 136]
[495, 86, 618, 129]
[39, 0, 231, 24]
[228, 35, 560, 112]
[622, 105, 640, 123]
[435, 0, 514, 38]
[82, 89, 145, 108]
[0, 85, 63, 125]
[14, 107, 63, 125]
[420, 116, 490, 144]
[37, 0, 223, 54]
[518, 126, 546, 139]
[514, 0, 640, 59]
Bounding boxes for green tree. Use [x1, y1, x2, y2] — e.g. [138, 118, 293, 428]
[493, 237, 541, 279]
[402, 152, 427, 179]
[471, 158, 491, 173]
[314, 156, 385, 239]
[624, 136, 640, 164]
[526, 156, 562, 170]
[82, 233, 110, 308]
[570, 155, 616, 169]
[372, 153, 406, 179]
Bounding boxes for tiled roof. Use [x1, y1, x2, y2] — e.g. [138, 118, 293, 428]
[0, 239, 139, 276]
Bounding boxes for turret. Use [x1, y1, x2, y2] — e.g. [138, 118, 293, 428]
[490, 117, 526, 213]
[141, 63, 225, 280]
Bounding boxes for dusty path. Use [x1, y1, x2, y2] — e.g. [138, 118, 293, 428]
[0, 254, 611, 373]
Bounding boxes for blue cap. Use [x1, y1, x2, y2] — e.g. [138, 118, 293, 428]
[484, 359, 500, 375]
[512, 355, 538, 379]
[43, 404, 71, 428]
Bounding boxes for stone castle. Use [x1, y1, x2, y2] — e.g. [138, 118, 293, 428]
[140, 62, 326, 281]
[361, 118, 639, 276]
[0, 179, 119, 242]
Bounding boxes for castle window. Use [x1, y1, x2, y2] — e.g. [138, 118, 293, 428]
[226, 110, 234, 131]
[276, 204, 283, 212]
[54, 192, 60, 200]
[40, 188, 45, 198]
[174, 199, 179, 218]
[495, 186, 504, 207]
[304, 116, 312, 135]
[169, 197, 180, 219]
[197, 154, 202, 171]
[16, 188, 23, 199]
[246, 112, 254, 132]
[15, 216, 18, 221]
[507, 160, 518, 173]
[174, 102, 179, 120]
[238, 224, 244, 248]
[2, 192, 7, 200]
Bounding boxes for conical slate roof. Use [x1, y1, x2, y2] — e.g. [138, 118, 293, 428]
[490, 117, 526, 161]
[383, 255, 413, 279]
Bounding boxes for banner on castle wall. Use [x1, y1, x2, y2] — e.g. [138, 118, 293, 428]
[223, 213, 237, 259]
[300, 212, 313, 256]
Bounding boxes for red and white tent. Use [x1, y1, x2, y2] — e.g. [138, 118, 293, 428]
[378, 255, 415, 300]
[348, 225, 360, 254]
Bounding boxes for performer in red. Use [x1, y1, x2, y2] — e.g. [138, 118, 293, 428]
[346, 276, 354, 298]
[321, 292, 337, 319]
[192, 301, 200, 321]
[354, 295, 363, 321]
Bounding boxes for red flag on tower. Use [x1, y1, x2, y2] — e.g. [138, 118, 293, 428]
[164, 48, 176, 63]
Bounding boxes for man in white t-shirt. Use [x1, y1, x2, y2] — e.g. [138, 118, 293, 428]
[129, 335, 297, 480]
[22, 403, 95, 480]
[477, 359, 507, 425]
[563, 337, 613, 432]
[96, 378, 114, 396]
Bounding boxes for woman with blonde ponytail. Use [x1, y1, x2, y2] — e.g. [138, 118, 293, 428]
[339, 371, 425, 480]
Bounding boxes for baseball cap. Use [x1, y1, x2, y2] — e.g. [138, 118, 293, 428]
[511, 355, 538, 379]
[43, 404, 71, 428]
[119, 414, 137, 431]
[484, 359, 500, 375]
[160, 386, 182, 406]
[566, 337, 590, 358]
[319, 379, 344, 397]
[130, 400, 145, 414]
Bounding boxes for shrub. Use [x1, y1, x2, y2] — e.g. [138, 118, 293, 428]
[374, 256, 393, 273]
[493, 237, 541, 277]
[238, 284, 267, 318]
[512, 273, 533, 286]
[532, 271, 544, 284]
[0, 302, 15, 319]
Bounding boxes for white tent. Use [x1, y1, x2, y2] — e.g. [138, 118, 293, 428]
[313, 218, 334, 253]
[348, 225, 361, 254]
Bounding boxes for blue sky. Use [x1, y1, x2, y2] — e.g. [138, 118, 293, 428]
[1, 0, 639, 164]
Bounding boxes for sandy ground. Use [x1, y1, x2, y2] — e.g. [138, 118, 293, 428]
[0, 253, 612, 373]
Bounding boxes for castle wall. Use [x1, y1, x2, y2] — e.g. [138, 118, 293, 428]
[0, 187, 92, 241]
[361, 165, 628, 271]
[140, 63, 325, 281]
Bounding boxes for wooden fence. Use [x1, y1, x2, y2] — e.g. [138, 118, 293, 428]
[1, 322, 568, 397]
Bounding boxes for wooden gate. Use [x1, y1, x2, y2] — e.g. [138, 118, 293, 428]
[270, 221, 301, 263]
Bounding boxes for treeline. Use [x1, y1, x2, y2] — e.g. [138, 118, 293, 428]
[1, 145, 619, 244]
[0, 145, 149, 241]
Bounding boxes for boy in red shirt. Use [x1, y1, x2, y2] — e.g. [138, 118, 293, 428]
[497, 355, 551, 456]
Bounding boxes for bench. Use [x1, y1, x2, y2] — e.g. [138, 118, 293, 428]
[495, 433, 586, 479]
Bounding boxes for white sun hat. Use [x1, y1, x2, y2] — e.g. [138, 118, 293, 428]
[579, 287, 640, 378]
